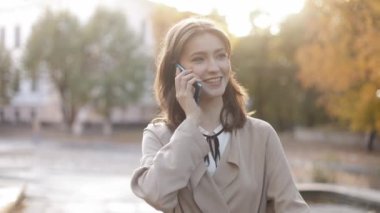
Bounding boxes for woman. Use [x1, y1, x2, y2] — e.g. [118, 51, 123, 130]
[131, 17, 310, 213]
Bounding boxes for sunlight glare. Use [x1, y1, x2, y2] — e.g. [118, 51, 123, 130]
[149, 0, 306, 37]
[270, 25, 280, 35]
[258, 0, 305, 25]
[149, 0, 215, 14]
[226, 15, 252, 37]
[253, 13, 272, 29]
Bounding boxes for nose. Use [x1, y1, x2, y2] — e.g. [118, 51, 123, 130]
[207, 58, 220, 73]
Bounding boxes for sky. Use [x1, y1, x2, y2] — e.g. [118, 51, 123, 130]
[0, 0, 305, 37]
[149, 0, 306, 36]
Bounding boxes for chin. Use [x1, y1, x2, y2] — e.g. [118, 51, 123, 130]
[203, 89, 226, 98]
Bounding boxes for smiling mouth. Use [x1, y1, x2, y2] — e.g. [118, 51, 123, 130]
[203, 77, 222, 84]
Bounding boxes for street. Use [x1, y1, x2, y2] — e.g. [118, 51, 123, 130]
[1, 130, 378, 213]
[0, 137, 158, 213]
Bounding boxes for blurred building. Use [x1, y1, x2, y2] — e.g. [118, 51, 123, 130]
[0, 0, 157, 127]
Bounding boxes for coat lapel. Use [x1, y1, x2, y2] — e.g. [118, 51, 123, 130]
[192, 173, 230, 213]
[189, 131, 241, 213]
[213, 131, 240, 190]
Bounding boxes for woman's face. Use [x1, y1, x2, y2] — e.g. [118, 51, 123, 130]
[179, 32, 230, 99]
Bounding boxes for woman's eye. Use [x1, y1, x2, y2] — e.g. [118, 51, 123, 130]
[217, 53, 227, 59]
[192, 57, 204, 63]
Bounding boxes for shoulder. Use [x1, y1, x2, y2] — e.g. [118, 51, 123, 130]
[243, 116, 276, 134]
[235, 116, 278, 144]
[144, 122, 172, 144]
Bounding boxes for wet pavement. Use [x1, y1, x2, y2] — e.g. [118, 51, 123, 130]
[1, 134, 378, 213]
[0, 138, 158, 213]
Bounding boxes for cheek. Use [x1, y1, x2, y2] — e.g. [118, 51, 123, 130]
[222, 62, 231, 76]
[192, 65, 207, 76]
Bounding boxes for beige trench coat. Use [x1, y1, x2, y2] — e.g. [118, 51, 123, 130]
[131, 117, 310, 213]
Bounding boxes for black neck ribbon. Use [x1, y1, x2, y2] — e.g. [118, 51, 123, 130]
[203, 128, 224, 167]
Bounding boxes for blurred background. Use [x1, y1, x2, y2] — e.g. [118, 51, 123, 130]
[0, 0, 379, 212]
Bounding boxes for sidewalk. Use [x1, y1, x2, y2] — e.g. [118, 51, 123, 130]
[0, 137, 158, 213]
[0, 137, 32, 213]
[0, 126, 379, 212]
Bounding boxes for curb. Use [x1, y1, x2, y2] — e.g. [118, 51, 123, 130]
[298, 183, 380, 211]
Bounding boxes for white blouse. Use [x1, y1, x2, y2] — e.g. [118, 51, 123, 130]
[199, 125, 231, 175]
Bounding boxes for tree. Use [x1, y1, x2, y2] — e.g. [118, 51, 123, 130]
[23, 10, 86, 130]
[296, 0, 380, 149]
[232, 33, 299, 130]
[0, 43, 13, 121]
[232, 12, 329, 130]
[82, 7, 150, 134]
[0, 43, 12, 105]
[275, 14, 331, 127]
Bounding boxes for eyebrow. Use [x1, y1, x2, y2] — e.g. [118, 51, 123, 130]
[189, 48, 227, 57]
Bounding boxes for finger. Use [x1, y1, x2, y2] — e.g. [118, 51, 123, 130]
[175, 72, 190, 93]
[175, 70, 197, 91]
[177, 76, 198, 99]
[175, 67, 190, 85]
[176, 66, 193, 74]
[175, 68, 187, 88]
[181, 73, 198, 90]
[176, 67, 186, 75]
[187, 78, 197, 89]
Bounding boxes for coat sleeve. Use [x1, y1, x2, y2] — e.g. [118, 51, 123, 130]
[264, 125, 310, 213]
[130, 118, 209, 211]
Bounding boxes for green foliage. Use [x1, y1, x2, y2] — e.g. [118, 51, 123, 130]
[232, 34, 295, 130]
[23, 8, 150, 128]
[0, 43, 12, 105]
[232, 15, 329, 130]
[82, 7, 150, 119]
[23, 10, 83, 127]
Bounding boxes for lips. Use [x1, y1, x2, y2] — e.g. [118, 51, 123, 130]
[203, 77, 222, 86]
[203, 77, 222, 84]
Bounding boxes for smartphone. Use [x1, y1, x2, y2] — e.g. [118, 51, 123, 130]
[176, 64, 202, 104]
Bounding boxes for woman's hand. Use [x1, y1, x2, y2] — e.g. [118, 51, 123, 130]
[175, 68, 201, 123]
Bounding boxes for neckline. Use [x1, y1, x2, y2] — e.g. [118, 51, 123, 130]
[199, 124, 224, 135]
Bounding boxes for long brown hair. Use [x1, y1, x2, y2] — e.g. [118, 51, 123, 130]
[154, 17, 248, 132]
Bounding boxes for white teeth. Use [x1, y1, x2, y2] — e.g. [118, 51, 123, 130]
[204, 77, 221, 83]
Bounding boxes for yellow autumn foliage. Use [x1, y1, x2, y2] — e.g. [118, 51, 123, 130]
[296, 0, 380, 132]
